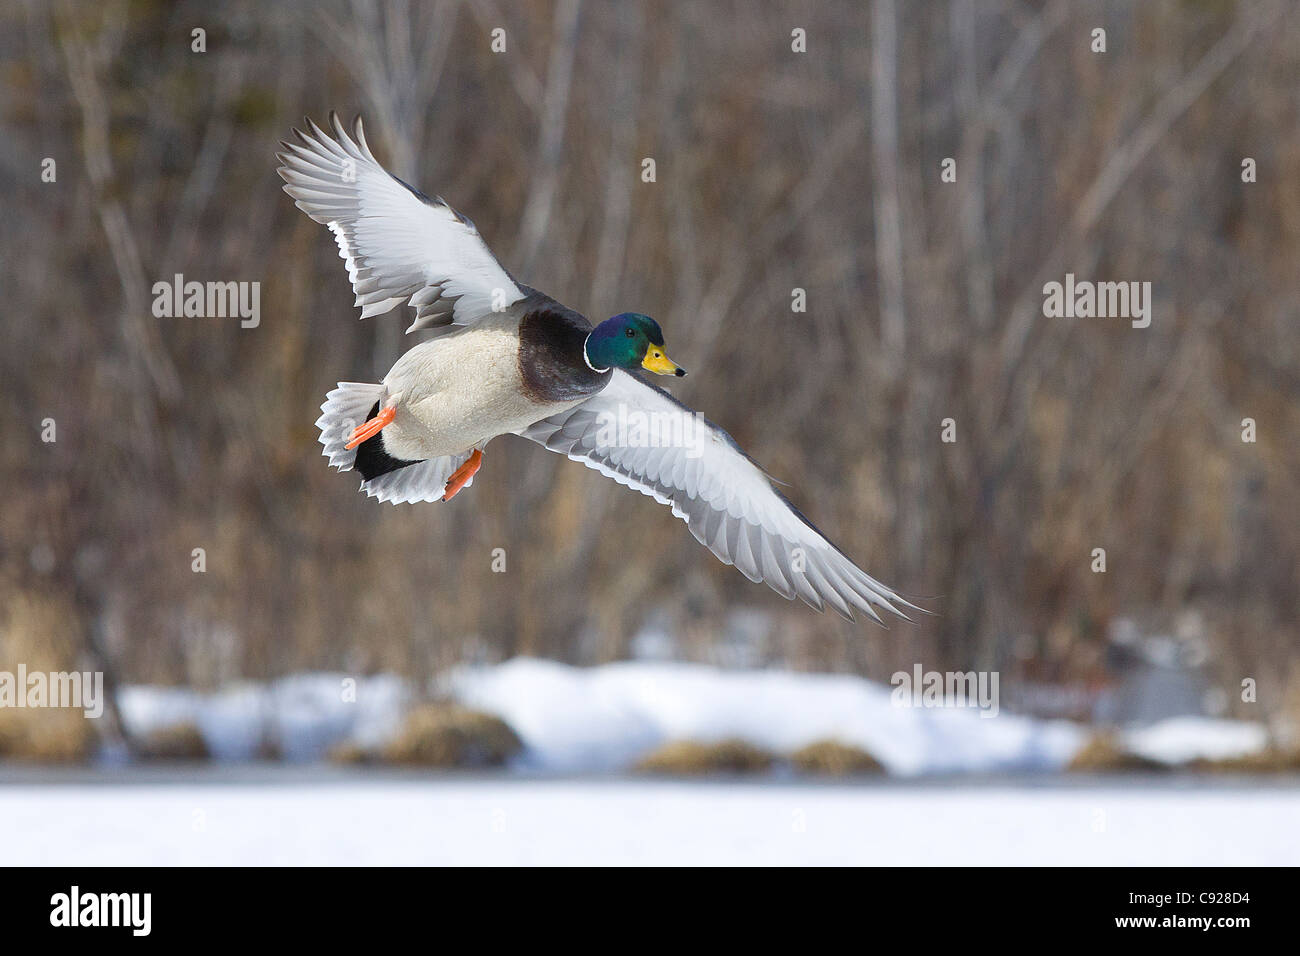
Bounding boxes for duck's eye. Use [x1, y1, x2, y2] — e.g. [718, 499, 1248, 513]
[625, 328, 636, 338]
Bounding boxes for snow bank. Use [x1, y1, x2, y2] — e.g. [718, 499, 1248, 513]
[1123, 717, 1270, 765]
[447, 658, 1086, 775]
[114, 661, 1270, 775]
[119, 674, 408, 761]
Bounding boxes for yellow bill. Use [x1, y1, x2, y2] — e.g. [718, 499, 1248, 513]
[642, 348, 687, 377]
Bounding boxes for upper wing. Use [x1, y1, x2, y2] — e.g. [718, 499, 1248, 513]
[519, 371, 917, 623]
[276, 112, 524, 332]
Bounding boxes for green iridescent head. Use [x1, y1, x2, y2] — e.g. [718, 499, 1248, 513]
[584, 313, 686, 376]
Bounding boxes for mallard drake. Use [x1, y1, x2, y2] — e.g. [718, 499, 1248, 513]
[277, 113, 917, 623]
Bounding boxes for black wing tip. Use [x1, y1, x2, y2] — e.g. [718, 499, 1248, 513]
[388, 172, 440, 209]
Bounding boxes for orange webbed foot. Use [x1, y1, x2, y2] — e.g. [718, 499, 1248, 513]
[345, 405, 396, 450]
[442, 449, 484, 502]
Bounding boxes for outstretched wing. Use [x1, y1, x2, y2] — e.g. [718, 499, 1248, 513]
[519, 371, 917, 623]
[276, 112, 524, 332]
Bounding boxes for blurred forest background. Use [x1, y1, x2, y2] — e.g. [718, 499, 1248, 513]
[2, 0, 1298, 738]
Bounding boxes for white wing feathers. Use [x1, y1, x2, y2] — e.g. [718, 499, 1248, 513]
[276, 112, 523, 332]
[520, 371, 917, 623]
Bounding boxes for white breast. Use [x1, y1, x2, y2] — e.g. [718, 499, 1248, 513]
[377, 315, 585, 461]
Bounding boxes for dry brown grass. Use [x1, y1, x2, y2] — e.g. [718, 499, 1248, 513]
[0, 715, 95, 762]
[328, 740, 373, 765]
[378, 703, 523, 768]
[0, 592, 97, 762]
[138, 722, 209, 761]
[635, 738, 774, 775]
[790, 739, 884, 776]
[1066, 733, 1168, 773]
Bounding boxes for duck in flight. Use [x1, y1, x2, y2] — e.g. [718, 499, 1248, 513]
[276, 113, 918, 623]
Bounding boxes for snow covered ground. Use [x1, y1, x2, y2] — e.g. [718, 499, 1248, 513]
[2, 773, 1297, 865]
[17, 659, 1285, 865]
[116, 659, 1270, 773]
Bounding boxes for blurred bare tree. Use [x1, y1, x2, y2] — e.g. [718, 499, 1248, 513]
[2, 0, 1297, 725]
